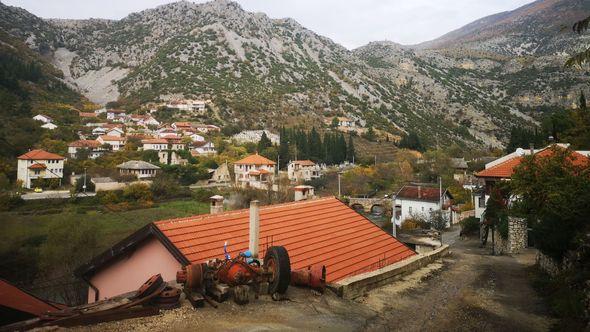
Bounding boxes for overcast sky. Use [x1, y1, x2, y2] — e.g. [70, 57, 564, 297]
[4, 0, 534, 48]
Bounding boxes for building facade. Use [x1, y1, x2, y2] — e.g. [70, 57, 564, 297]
[287, 160, 321, 183]
[17, 150, 65, 189]
[234, 154, 276, 190]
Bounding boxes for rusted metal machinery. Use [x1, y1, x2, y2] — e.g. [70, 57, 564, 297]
[177, 246, 292, 305]
[290, 265, 326, 292]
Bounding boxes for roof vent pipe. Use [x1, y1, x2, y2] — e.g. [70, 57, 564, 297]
[249, 200, 260, 258]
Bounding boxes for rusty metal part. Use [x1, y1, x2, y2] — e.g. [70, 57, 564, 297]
[216, 258, 261, 286]
[233, 285, 250, 305]
[136, 274, 164, 298]
[177, 263, 206, 291]
[290, 265, 326, 292]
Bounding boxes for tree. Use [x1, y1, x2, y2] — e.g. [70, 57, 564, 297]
[362, 126, 376, 142]
[347, 134, 355, 162]
[511, 146, 590, 261]
[257, 131, 272, 153]
[399, 131, 423, 151]
[330, 117, 339, 128]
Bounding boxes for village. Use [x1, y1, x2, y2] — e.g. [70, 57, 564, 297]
[3, 95, 589, 330]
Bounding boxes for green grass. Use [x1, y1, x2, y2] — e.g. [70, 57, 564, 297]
[0, 199, 209, 256]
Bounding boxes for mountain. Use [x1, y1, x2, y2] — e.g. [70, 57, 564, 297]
[0, 0, 588, 148]
[417, 0, 590, 55]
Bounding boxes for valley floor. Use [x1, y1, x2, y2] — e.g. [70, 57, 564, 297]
[75, 229, 554, 332]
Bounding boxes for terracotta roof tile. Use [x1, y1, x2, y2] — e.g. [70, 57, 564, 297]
[292, 160, 316, 166]
[68, 140, 101, 148]
[18, 149, 64, 160]
[235, 154, 276, 165]
[155, 197, 415, 282]
[396, 185, 446, 202]
[142, 138, 168, 144]
[98, 135, 126, 142]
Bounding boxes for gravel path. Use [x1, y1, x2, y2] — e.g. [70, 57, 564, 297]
[67, 234, 553, 332]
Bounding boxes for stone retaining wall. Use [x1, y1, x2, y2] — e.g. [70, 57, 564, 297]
[493, 217, 527, 255]
[330, 245, 449, 299]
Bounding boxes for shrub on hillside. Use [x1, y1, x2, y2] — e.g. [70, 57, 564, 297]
[123, 183, 152, 202]
[0, 193, 24, 211]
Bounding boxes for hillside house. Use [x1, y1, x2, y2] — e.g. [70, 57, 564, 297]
[106, 109, 127, 122]
[17, 150, 65, 189]
[393, 185, 454, 226]
[171, 122, 193, 131]
[97, 135, 125, 151]
[68, 140, 104, 159]
[234, 153, 276, 190]
[106, 127, 124, 137]
[158, 150, 188, 165]
[41, 123, 57, 130]
[188, 133, 205, 142]
[194, 124, 220, 134]
[474, 144, 590, 220]
[450, 157, 469, 183]
[117, 160, 160, 179]
[32, 114, 53, 124]
[78, 112, 98, 119]
[142, 138, 168, 151]
[287, 160, 321, 183]
[166, 100, 206, 113]
[190, 141, 216, 156]
[75, 197, 415, 303]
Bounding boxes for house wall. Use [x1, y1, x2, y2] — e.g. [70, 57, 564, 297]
[87, 238, 181, 303]
[17, 159, 64, 189]
[394, 198, 440, 225]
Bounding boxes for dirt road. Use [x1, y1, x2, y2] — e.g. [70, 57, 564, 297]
[77, 232, 553, 331]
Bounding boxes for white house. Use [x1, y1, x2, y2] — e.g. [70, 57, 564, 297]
[194, 124, 220, 134]
[166, 100, 206, 113]
[106, 127, 124, 137]
[17, 149, 65, 189]
[287, 160, 321, 183]
[68, 140, 104, 159]
[188, 133, 205, 142]
[106, 109, 127, 122]
[97, 135, 126, 151]
[33, 114, 53, 124]
[190, 141, 216, 156]
[234, 154, 276, 190]
[117, 160, 160, 179]
[41, 123, 58, 130]
[393, 185, 454, 227]
[141, 138, 169, 151]
[92, 127, 107, 136]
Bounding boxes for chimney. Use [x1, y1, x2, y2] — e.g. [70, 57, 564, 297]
[249, 200, 260, 258]
[209, 195, 224, 214]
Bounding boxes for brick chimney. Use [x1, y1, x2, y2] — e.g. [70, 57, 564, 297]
[209, 195, 224, 214]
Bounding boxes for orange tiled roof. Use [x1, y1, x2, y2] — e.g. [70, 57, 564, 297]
[234, 154, 276, 165]
[68, 140, 101, 148]
[28, 163, 47, 169]
[99, 135, 126, 142]
[78, 112, 97, 118]
[142, 138, 168, 144]
[18, 149, 64, 160]
[475, 157, 523, 179]
[292, 160, 316, 166]
[155, 197, 415, 282]
[475, 146, 590, 179]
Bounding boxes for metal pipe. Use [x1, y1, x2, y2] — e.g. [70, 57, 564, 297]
[249, 200, 260, 258]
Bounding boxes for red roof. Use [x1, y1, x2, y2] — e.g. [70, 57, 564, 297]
[155, 197, 415, 282]
[235, 154, 276, 165]
[142, 138, 168, 144]
[78, 112, 97, 118]
[292, 160, 316, 166]
[98, 135, 125, 142]
[28, 163, 47, 169]
[0, 279, 61, 318]
[173, 122, 192, 127]
[476, 145, 589, 179]
[396, 185, 445, 202]
[18, 149, 64, 160]
[68, 140, 101, 148]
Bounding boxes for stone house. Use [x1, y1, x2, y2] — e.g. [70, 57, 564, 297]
[234, 153, 276, 190]
[117, 160, 160, 179]
[287, 160, 321, 183]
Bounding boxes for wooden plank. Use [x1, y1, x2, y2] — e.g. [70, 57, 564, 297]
[48, 306, 160, 327]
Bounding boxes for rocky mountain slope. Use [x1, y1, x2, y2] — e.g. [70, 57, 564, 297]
[0, 0, 588, 148]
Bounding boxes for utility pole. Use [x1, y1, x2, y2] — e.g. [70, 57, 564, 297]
[337, 171, 342, 197]
[374, 155, 377, 167]
[83, 167, 87, 194]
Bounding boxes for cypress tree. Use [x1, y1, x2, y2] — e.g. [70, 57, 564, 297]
[347, 134, 355, 162]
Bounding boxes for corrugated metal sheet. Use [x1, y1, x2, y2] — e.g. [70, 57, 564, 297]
[155, 197, 415, 283]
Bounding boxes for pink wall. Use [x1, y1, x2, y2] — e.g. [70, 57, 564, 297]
[87, 238, 181, 303]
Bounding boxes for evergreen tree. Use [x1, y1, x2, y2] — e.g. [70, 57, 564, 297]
[309, 127, 322, 161]
[347, 134, 355, 162]
[399, 131, 423, 151]
[257, 131, 272, 153]
[278, 127, 290, 169]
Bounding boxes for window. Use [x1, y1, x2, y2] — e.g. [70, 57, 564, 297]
[409, 207, 412, 214]
[421, 207, 424, 212]
[478, 196, 485, 207]
[34, 170, 40, 175]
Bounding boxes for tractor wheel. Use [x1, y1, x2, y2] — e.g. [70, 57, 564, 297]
[264, 246, 291, 295]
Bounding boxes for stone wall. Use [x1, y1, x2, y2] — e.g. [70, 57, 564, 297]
[493, 217, 528, 255]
